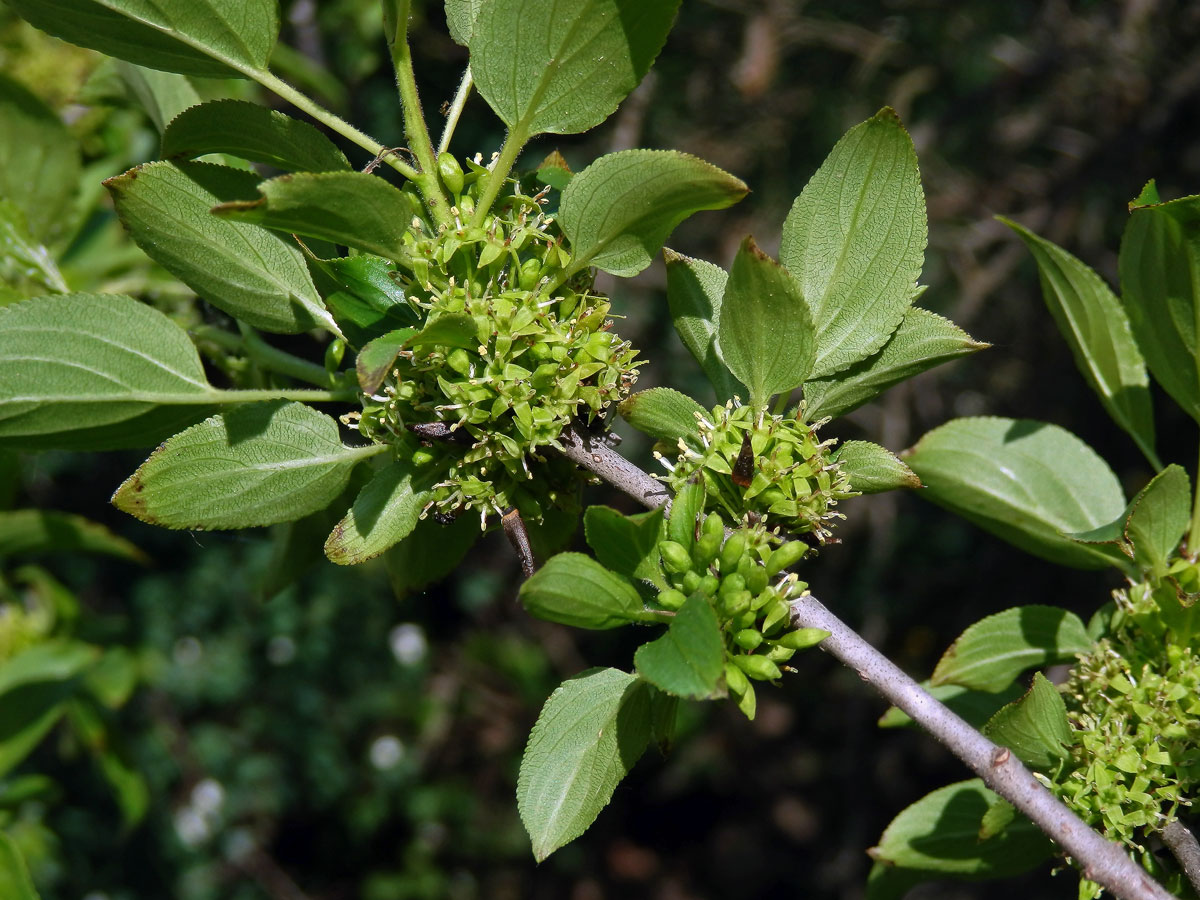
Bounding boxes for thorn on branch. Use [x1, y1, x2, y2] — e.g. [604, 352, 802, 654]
[501, 507, 537, 578]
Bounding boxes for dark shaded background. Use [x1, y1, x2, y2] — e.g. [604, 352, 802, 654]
[5, 1, 1200, 898]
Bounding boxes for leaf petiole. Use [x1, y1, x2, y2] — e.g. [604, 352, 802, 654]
[438, 66, 474, 156]
[382, 0, 453, 228]
[470, 121, 531, 228]
[251, 69, 420, 181]
[192, 325, 335, 389]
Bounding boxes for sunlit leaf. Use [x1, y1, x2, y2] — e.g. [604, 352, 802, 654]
[904, 417, 1130, 571]
[113, 402, 381, 530]
[781, 108, 926, 378]
[518, 668, 652, 861]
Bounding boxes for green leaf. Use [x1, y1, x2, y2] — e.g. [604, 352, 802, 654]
[558, 150, 747, 277]
[384, 514, 480, 597]
[105, 162, 335, 334]
[324, 461, 435, 565]
[977, 798, 1017, 841]
[1001, 217, 1157, 465]
[0, 510, 147, 563]
[1125, 464, 1191, 577]
[781, 108, 927, 378]
[115, 61, 201, 134]
[1120, 190, 1200, 424]
[84, 647, 140, 709]
[0, 830, 40, 900]
[356, 328, 417, 395]
[618, 388, 704, 447]
[311, 254, 419, 348]
[904, 417, 1131, 571]
[410, 313, 480, 349]
[634, 595, 725, 699]
[833, 440, 920, 494]
[717, 236, 815, 407]
[162, 99, 352, 172]
[868, 779, 1052, 880]
[982, 672, 1072, 770]
[535, 150, 573, 191]
[471, 0, 680, 137]
[519, 552, 649, 629]
[878, 681, 1024, 730]
[212, 172, 413, 262]
[445, 0, 483, 45]
[0, 72, 81, 246]
[112, 402, 381, 530]
[518, 667, 652, 861]
[0, 199, 69, 297]
[0, 642, 100, 698]
[5, 0, 279, 79]
[0, 293, 217, 450]
[802, 307, 987, 421]
[0, 681, 75, 779]
[583, 505, 666, 589]
[931, 606, 1092, 692]
[663, 249, 742, 400]
[66, 697, 149, 826]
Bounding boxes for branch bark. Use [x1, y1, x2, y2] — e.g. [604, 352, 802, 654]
[558, 423, 670, 510]
[1161, 820, 1200, 896]
[557, 425, 1175, 900]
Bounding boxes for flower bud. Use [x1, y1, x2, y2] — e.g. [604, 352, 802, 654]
[733, 654, 782, 682]
[766, 540, 807, 576]
[437, 151, 464, 196]
[656, 588, 687, 611]
[693, 530, 722, 569]
[720, 533, 748, 574]
[658, 540, 693, 575]
[745, 566, 768, 596]
[724, 661, 750, 696]
[775, 628, 829, 650]
[766, 644, 796, 663]
[734, 629, 763, 651]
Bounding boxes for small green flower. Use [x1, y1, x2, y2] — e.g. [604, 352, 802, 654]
[661, 401, 854, 540]
[355, 158, 642, 526]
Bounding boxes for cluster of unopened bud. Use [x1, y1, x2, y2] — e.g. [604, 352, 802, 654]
[662, 402, 854, 541]
[654, 485, 827, 719]
[1048, 576, 1200, 895]
[357, 152, 640, 526]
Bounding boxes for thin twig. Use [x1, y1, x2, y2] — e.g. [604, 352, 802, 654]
[557, 422, 670, 510]
[789, 594, 1172, 900]
[556, 432, 1173, 900]
[1162, 820, 1200, 896]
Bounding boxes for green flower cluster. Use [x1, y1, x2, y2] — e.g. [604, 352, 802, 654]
[654, 500, 827, 720]
[664, 402, 854, 541]
[357, 155, 640, 525]
[1052, 579, 1200, 863]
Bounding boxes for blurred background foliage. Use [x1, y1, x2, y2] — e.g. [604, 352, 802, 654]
[2, 0, 1200, 897]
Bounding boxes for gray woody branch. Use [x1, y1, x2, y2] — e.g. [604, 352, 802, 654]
[558, 422, 1173, 900]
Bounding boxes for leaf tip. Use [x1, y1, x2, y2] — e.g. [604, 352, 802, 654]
[1130, 179, 1161, 211]
[871, 106, 903, 127]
